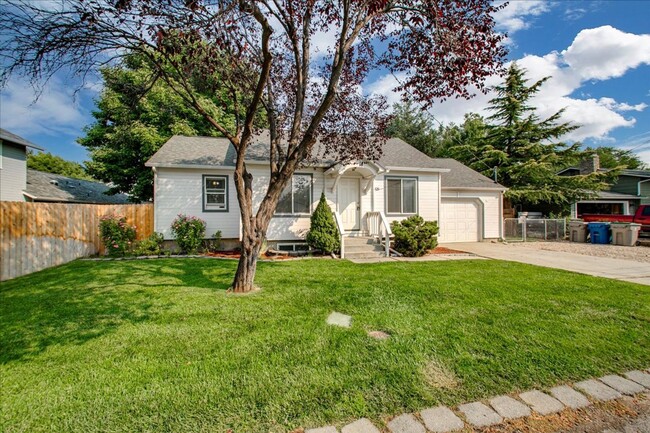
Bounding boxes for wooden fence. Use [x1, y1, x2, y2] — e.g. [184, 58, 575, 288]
[0, 202, 153, 281]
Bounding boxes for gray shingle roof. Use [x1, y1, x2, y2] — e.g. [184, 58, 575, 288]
[0, 128, 45, 151]
[428, 158, 505, 190]
[146, 134, 505, 190]
[24, 170, 130, 204]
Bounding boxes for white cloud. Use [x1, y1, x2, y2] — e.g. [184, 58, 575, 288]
[367, 25, 650, 148]
[0, 76, 87, 138]
[493, 1, 551, 34]
[562, 26, 650, 80]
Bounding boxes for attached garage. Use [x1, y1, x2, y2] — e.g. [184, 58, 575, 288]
[440, 198, 481, 242]
[431, 158, 507, 243]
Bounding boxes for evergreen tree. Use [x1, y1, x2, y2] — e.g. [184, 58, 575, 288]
[451, 63, 614, 211]
[27, 151, 94, 181]
[79, 55, 236, 202]
[306, 193, 340, 254]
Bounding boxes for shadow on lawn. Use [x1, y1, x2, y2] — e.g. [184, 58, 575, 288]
[0, 259, 234, 363]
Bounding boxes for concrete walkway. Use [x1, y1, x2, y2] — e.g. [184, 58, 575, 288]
[452, 242, 650, 286]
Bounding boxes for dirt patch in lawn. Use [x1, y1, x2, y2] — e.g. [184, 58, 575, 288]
[421, 359, 459, 389]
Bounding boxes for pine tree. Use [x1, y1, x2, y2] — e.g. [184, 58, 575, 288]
[451, 63, 614, 211]
[306, 193, 340, 254]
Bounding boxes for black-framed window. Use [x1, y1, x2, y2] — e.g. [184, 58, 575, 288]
[386, 177, 417, 214]
[276, 173, 313, 215]
[203, 175, 228, 212]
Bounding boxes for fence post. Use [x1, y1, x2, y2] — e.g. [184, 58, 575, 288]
[544, 220, 548, 240]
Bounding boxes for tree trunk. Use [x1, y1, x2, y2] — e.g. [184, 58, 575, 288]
[231, 232, 263, 292]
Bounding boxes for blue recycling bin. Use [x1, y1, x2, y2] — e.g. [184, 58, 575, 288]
[588, 222, 611, 244]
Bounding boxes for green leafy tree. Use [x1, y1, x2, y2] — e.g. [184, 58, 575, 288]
[27, 151, 94, 181]
[79, 55, 236, 202]
[451, 63, 614, 212]
[306, 193, 340, 254]
[585, 146, 646, 170]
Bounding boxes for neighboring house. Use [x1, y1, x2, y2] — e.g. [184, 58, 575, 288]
[559, 155, 650, 217]
[0, 128, 44, 201]
[24, 170, 130, 204]
[146, 133, 506, 250]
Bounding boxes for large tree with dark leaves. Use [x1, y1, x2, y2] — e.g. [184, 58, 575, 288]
[451, 63, 613, 211]
[1, 0, 507, 292]
[79, 55, 233, 202]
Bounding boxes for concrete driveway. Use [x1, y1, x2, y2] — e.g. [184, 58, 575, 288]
[453, 242, 650, 286]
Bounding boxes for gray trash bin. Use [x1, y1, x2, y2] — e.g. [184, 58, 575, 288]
[568, 220, 588, 243]
[611, 222, 641, 246]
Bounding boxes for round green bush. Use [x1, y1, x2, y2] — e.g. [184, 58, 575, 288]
[390, 215, 439, 257]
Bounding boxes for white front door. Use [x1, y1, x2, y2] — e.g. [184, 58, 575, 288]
[338, 178, 360, 231]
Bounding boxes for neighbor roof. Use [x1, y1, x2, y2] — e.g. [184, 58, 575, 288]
[24, 170, 130, 204]
[146, 134, 506, 190]
[0, 128, 45, 151]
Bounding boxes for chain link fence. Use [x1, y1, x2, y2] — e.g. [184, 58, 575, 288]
[504, 218, 567, 242]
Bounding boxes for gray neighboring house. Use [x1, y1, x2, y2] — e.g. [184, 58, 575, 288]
[0, 128, 44, 201]
[559, 155, 650, 217]
[146, 133, 506, 248]
[1, 128, 129, 204]
[24, 170, 130, 204]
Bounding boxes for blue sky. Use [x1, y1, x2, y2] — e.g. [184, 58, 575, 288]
[1, 0, 649, 164]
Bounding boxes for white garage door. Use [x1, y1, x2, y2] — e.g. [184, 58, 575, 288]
[440, 199, 480, 242]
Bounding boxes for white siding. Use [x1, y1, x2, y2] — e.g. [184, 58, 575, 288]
[0, 142, 27, 202]
[440, 189, 502, 240]
[153, 166, 444, 242]
[154, 168, 241, 239]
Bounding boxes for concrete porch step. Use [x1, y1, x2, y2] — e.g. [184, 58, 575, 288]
[343, 236, 387, 259]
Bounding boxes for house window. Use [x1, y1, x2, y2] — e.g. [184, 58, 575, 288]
[277, 243, 310, 252]
[386, 177, 417, 214]
[276, 174, 312, 215]
[203, 175, 228, 212]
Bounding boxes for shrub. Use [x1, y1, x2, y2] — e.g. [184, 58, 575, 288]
[203, 231, 222, 253]
[171, 214, 206, 254]
[133, 232, 165, 256]
[390, 215, 438, 257]
[99, 214, 136, 256]
[306, 193, 340, 254]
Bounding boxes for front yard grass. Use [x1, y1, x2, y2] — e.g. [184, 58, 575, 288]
[1, 258, 649, 432]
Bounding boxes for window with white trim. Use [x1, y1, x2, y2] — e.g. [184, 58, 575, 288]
[276, 174, 312, 215]
[203, 175, 228, 211]
[386, 177, 417, 214]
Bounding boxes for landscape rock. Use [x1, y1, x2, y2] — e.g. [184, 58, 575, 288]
[549, 385, 591, 409]
[419, 406, 465, 432]
[457, 402, 503, 428]
[386, 414, 426, 433]
[518, 390, 564, 415]
[326, 312, 352, 328]
[574, 379, 622, 401]
[489, 395, 531, 419]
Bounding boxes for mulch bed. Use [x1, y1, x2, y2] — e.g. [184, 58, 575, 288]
[429, 246, 469, 255]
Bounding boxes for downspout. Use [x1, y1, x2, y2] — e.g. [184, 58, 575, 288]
[639, 178, 650, 197]
[499, 191, 504, 241]
[152, 167, 158, 237]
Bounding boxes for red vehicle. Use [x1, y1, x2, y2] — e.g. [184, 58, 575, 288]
[582, 204, 650, 235]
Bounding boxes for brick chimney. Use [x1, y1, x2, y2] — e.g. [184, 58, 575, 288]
[579, 154, 600, 174]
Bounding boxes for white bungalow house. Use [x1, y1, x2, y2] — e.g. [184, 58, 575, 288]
[145, 134, 506, 256]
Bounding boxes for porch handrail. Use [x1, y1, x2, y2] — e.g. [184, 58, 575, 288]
[379, 211, 392, 257]
[366, 211, 392, 257]
[332, 211, 345, 259]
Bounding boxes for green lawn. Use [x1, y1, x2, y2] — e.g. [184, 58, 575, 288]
[1, 258, 649, 433]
